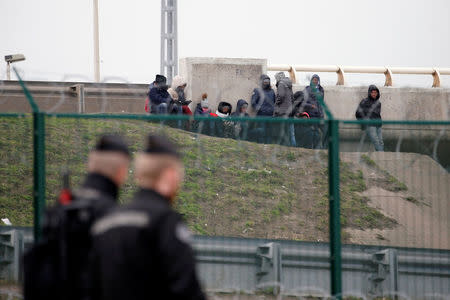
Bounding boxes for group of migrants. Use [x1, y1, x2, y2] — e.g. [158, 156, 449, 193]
[24, 134, 206, 300]
[145, 72, 384, 151]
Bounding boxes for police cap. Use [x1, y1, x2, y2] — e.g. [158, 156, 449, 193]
[95, 134, 130, 157]
[144, 134, 180, 158]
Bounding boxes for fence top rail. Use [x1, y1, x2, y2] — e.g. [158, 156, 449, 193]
[42, 113, 450, 126]
[45, 112, 327, 124]
[341, 119, 450, 126]
[0, 113, 28, 118]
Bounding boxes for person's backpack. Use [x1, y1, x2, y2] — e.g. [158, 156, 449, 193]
[23, 187, 114, 300]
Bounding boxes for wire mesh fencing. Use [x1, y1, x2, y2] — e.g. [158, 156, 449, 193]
[0, 76, 449, 299]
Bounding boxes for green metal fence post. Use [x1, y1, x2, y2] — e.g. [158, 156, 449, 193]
[33, 112, 46, 242]
[328, 119, 342, 299]
[14, 68, 46, 242]
[312, 84, 342, 298]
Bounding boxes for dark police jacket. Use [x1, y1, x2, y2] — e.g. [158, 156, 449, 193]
[90, 188, 206, 300]
[24, 173, 118, 300]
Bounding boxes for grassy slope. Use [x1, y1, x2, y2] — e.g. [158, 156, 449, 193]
[0, 117, 398, 242]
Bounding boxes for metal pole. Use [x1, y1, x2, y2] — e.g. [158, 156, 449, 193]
[173, 0, 178, 75]
[93, 0, 100, 82]
[160, 0, 165, 75]
[33, 112, 46, 242]
[328, 119, 342, 299]
[160, 0, 177, 80]
[6, 62, 11, 80]
[13, 67, 46, 242]
[167, 0, 173, 83]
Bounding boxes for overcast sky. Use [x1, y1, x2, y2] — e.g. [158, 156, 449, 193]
[1, 0, 449, 87]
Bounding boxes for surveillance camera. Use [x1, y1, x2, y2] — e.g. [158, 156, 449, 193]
[5, 54, 25, 63]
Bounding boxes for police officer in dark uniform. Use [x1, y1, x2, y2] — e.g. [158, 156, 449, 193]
[90, 135, 206, 300]
[24, 134, 131, 300]
[65, 134, 131, 300]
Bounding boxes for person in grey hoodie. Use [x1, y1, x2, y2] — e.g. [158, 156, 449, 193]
[273, 72, 293, 117]
[272, 72, 294, 146]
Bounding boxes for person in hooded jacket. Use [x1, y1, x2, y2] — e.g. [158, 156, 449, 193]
[355, 85, 384, 151]
[272, 72, 294, 146]
[302, 74, 325, 119]
[302, 74, 326, 148]
[251, 75, 275, 116]
[214, 101, 233, 138]
[168, 75, 193, 116]
[289, 91, 304, 147]
[273, 72, 294, 117]
[231, 99, 249, 140]
[250, 74, 275, 143]
[193, 93, 216, 135]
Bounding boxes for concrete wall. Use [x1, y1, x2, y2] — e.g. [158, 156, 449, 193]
[0, 81, 148, 113]
[292, 85, 450, 121]
[179, 57, 266, 114]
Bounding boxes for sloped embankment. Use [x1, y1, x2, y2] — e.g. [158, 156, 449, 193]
[2, 117, 439, 247]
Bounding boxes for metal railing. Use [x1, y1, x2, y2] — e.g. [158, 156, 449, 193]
[268, 64, 450, 87]
[2, 228, 450, 298]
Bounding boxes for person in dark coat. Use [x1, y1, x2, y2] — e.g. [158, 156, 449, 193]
[289, 91, 304, 146]
[273, 72, 293, 146]
[250, 74, 275, 143]
[90, 135, 206, 300]
[148, 74, 176, 114]
[251, 74, 275, 116]
[231, 99, 249, 139]
[214, 101, 233, 138]
[24, 135, 130, 300]
[302, 74, 326, 148]
[194, 93, 212, 116]
[290, 111, 317, 149]
[355, 85, 384, 151]
[193, 93, 216, 135]
[231, 99, 249, 118]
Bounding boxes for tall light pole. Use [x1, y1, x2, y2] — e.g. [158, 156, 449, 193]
[161, 0, 178, 83]
[93, 0, 100, 82]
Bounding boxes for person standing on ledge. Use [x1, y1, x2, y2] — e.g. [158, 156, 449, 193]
[355, 85, 384, 151]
